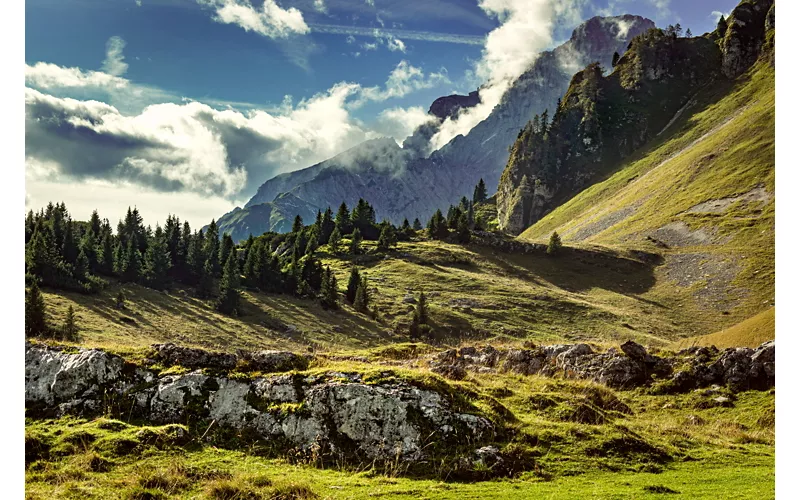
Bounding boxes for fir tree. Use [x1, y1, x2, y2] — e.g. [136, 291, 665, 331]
[320, 266, 338, 310]
[412, 218, 423, 231]
[25, 280, 48, 337]
[414, 291, 428, 326]
[427, 210, 449, 240]
[547, 231, 563, 256]
[143, 227, 172, 290]
[218, 233, 234, 271]
[61, 305, 78, 341]
[377, 223, 397, 251]
[328, 226, 342, 255]
[353, 276, 369, 312]
[349, 228, 362, 255]
[716, 15, 727, 35]
[685, 28, 692, 38]
[74, 248, 89, 279]
[99, 229, 116, 276]
[62, 218, 79, 265]
[89, 210, 102, 237]
[346, 266, 361, 304]
[121, 239, 142, 283]
[473, 178, 488, 204]
[292, 215, 304, 234]
[335, 202, 352, 234]
[204, 220, 220, 276]
[197, 258, 216, 299]
[305, 226, 320, 255]
[456, 213, 471, 244]
[216, 252, 241, 315]
[611, 51, 620, 67]
[320, 207, 335, 244]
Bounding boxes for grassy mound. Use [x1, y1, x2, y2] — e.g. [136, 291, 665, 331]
[672, 307, 774, 349]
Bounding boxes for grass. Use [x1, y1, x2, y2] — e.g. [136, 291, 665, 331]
[671, 307, 774, 349]
[520, 60, 775, 338]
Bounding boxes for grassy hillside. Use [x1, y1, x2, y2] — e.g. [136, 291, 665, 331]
[672, 307, 774, 350]
[520, 60, 775, 340]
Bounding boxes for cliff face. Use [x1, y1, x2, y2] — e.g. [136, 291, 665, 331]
[496, 0, 774, 234]
[237, 15, 654, 229]
[216, 192, 318, 242]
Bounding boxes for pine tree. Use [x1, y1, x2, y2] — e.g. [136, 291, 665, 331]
[547, 231, 563, 256]
[292, 215, 304, 234]
[25, 280, 48, 337]
[74, 248, 89, 279]
[717, 15, 727, 35]
[62, 218, 78, 265]
[349, 228, 362, 255]
[218, 234, 234, 271]
[685, 28, 692, 38]
[456, 213, 471, 244]
[99, 229, 116, 276]
[353, 276, 369, 312]
[328, 226, 342, 255]
[427, 210, 449, 240]
[611, 51, 620, 67]
[320, 207, 335, 244]
[121, 239, 142, 283]
[198, 258, 216, 299]
[89, 210, 102, 237]
[335, 202, 352, 235]
[412, 218, 423, 231]
[61, 305, 78, 341]
[414, 291, 428, 326]
[473, 178, 488, 204]
[305, 226, 320, 255]
[320, 266, 339, 310]
[204, 220, 220, 277]
[346, 266, 361, 304]
[216, 252, 241, 315]
[377, 223, 397, 251]
[144, 227, 172, 290]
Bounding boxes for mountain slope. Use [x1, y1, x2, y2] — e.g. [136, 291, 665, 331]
[235, 15, 654, 228]
[216, 192, 319, 242]
[517, 7, 774, 335]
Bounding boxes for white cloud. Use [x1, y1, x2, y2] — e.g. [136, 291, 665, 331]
[362, 41, 378, 51]
[346, 34, 356, 44]
[26, 62, 129, 91]
[197, 0, 309, 39]
[135, 0, 142, 6]
[429, 0, 586, 150]
[313, 0, 327, 14]
[308, 23, 484, 45]
[386, 37, 406, 52]
[711, 10, 731, 20]
[365, 0, 375, 6]
[353, 60, 450, 107]
[101, 36, 129, 77]
[374, 106, 436, 145]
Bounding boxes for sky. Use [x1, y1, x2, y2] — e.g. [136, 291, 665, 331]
[24, 0, 740, 227]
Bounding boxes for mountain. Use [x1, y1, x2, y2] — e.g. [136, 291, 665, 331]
[215, 192, 318, 242]
[231, 15, 654, 232]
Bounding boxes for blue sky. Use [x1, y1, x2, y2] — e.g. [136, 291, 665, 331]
[24, 0, 739, 225]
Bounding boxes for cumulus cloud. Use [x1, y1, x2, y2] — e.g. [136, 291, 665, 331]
[313, 0, 327, 14]
[386, 37, 406, 52]
[352, 60, 449, 107]
[197, 0, 310, 39]
[429, 0, 585, 151]
[374, 106, 436, 145]
[26, 62, 129, 91]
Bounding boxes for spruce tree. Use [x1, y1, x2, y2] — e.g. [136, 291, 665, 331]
[473, 178, 488, 204]
[305, 226, 320, 256]
[99, 231, 116, 276]
[320, 266, 338, 310]
[25, 280, 48, 337]
[349, 228, 362, 255]
[335, 202, 352, 234]
[292, 215, 304, 234]
[412, 218, 423, 231]
[62, 218, 79, 265]
[218, 234, 234, 271]
[61, 305, 78, 341]
[346, 266, 361, 304]
[320, 207, 335, 244]
[353, 276, 369, 312]
[204, 220, 220, 277]
[144, 228, 172, 290]
[198, 257, 216, 298]
[74, 248, 89, 279]
[377, 223, 397, 251]
[216, 252, 241, 315]
[547, 231, 563, 256]
[121, 239, 142, 283]
[456, 213, 471, 244]
[328, 226, 342, 255]
[716, 15, 727, 35]
[414, 291, 428, 326]
[611, 51, 620, 67]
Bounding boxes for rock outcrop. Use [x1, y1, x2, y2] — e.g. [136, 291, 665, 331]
[25, 343, 494, 463]
[428, 341, 775, 392]
[720, 0, 774, 79]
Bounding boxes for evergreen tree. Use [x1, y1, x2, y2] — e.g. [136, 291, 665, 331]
[243, 240, 262, 286]
[335, 202, 352, 234]
[198, 257, 216, 298]
[320, 207, 335, 244]
[116, 290, 126, 310]
[353, 276, 369, 312]
[401, 219, 411, 232]
[113, 242, 126, 276]
[328, 226, 342, 255]
[473, 178, 488, 204]
[241, 234, 255, 272]
[61, 305, 78, 341]
[25, 280, 48, 337]
[611, 51, 620, 67]
[143, 227, 172, 290]
[377, 223, 397, 251]
[62, 218, 79, 265]
[414, 291, 428, 326]
[218, 233, 234, 271]
[447, 206, 462, 230]
[216, 252, 241, 315]
[305, 226, 320, 255]
[346, 266, 361, 304]
[427, 210, 449, 240]
[204, 220, 220, 276]
[74, 248, 89, 279]
[25, 210, 35, 244]
[292, 214, 304, 234]
[320, 266, 338, 310]
[685, 28, 692, 38]
[349, 228, 362, 255]
[89, 210, 102, 237]
[80, 230, 99, 273]
[547, 231, 563, 256]
[412, 218, 423, 231]
[716, 15, 727, 35]
[121, 239, 142, 283]
[456, 213, 471, 244]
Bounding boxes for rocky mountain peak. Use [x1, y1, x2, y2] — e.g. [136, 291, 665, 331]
[428, 91, 481, 121]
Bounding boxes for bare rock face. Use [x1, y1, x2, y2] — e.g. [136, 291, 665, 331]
[25, 344, 494, 463]
[428, 91, 480, 121]
[721, 0, 774, 79]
